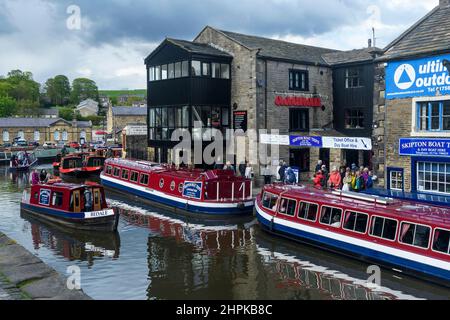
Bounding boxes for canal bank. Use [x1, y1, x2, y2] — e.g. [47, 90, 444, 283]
[0, 231, 90, 300]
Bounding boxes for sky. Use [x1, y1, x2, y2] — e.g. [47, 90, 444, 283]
[0, 0, 439, 90]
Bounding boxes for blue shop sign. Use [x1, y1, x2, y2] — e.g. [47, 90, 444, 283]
[182, 181, 203, 200]
[290, 136, 323, 147]
[386, 54, 450, 100]
[399, 138, 450, 157]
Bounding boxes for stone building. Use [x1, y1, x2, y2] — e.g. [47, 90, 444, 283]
[76, 99, 99, 117]
[107, 106, 147, 141]
[0, 118, 92, 145]
[372, 0, 450, 196]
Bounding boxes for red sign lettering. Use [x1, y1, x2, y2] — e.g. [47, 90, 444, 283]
[274, 96, 322, 107]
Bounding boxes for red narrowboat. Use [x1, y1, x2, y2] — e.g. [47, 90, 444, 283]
[21, 182, 119, 231]
[100, 158, 254, 216]
[59, 153, 105, 178]
[255, 184, 450, 285]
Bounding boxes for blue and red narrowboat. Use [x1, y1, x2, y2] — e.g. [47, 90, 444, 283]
[59, 153, 105, 178]
[21, 181, 119, 231]
[255, 184, 450, 285]
[100, 158, 254, 216]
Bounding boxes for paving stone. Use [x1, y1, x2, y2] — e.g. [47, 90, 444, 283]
[1, 262, 54, 286]
[21, 274, 72, 299]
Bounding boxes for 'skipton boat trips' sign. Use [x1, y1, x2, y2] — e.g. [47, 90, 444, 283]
[386, 53, 450, 100]
[182, 181, 203, 200]
[399, 138, 450, 157]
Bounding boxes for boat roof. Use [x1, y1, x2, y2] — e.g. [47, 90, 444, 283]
[264, 184, 450, 227]
[34, 182, 102, 191]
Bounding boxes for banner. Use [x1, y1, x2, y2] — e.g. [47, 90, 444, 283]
[260, 134, 290, 146]
[290, 136, 322, 147]
[261, 134, 372, 150]
[386, 54, 450, 100]
[182, 181, 203, 200]
[399, 138, 450, 157]
[322, 137, 372, 151]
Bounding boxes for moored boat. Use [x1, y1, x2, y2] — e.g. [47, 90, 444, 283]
[9, 151, 37, 172]
[59, 153, 105, 178]
[100, 158, 254, 216]
[21, 181, 119, 231]
[255, 184, 450, 286]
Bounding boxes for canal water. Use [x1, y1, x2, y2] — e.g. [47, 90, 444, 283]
[0, 164, 449, 300]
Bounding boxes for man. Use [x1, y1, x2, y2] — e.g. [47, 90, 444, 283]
[84, 188, 93, 212]
[285, 167, 297, 184]
[278, 161, 287, 183]
[315, 160, 323, 173]
[238, 161, 247, 177]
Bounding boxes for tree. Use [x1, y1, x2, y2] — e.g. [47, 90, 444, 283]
[71, 78, 99, 104]
[6, 70, 40, 102]
[58, 106, 75, 121]
[0, 96, 16, 117]
[44, 75, 71, 106]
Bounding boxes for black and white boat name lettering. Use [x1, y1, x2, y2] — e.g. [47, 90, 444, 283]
[85, 209, 115, 219]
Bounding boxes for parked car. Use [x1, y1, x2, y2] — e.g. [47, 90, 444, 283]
[13, 139, 28, 147]
[69, 142, 80, 149]
[43, 141, 57, 149]
[56, 141, 66, 148]
[28, 141, 39, 147]
[2, 143, 12, 148]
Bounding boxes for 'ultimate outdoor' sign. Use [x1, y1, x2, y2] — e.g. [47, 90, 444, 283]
[386, 54, 450, 100]
[399, 138, 450, 157]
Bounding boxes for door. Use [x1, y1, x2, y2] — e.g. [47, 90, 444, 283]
[72, 190, 81, 213]
[319, 149, 330, 171]
[93, 188, 102, 211]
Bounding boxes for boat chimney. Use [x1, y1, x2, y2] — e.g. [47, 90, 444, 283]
[440, 0, 450, 6]
[368, 38, 372, 48]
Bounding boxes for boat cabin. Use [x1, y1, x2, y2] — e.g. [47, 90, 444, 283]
[28, 182, 107, 213]
[61, 156, 83, 170]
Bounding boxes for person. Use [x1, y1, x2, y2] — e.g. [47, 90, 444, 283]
[342, 171, 352, 192]
[61, 145, 68, 157]
[45, 172, 52, 184]
[313, 170, 325, 189]
[328, 166, 342, 190]
[239, 161, 247, 177]
[262, 165, 272, 185]
[352, 171, 365, 192]
[315, 160, 323, 173]
[321, 165, 329, 189]
[278, 161, 287, 183]
[366, 171, 376, 189]
[331, 213, 342, 228]
[245, 162, 253, 179]
[84, 188, 93, 212]
[339, 166, 346, 185]
[351, 163, 358, 172]
[39, 170, 47, 183]
[223, 161, 235, 173]
[362, 168, 370, 186]
[285, 166, 296, 184]
[30, 169, 39, 185]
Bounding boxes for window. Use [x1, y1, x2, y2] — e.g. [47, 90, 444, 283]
[192, 61, 201, 76]
[212, 63, 221, 78]
[370, 216, 398, 241]
[139, 174, 149, 185]
[262, 192, 279, 211]
[221, 64, 230, 79]
[289, 149, 310, 172]
[2, 130, 9, 142]
[399, 222, 431, 249]
[345, 67, 364, 88]
[433, 229, 450, 255]
[149, 108, 155, 127]
[289, 70, 309, 91]
[389, 169, 404, 191]
[80, 130, 86, 139]
[113, 167, 120, 177]
[320, 206, 343, 228]
[278, 198, 297, 217]
[289, 109, 309, 131]
[168, 107, 175, 128]
[417, 161, 450, 195]
[343, 211, 368, 234]
[175, 62, 182, 78]
[345, 109, 365, 129]
[18, 130, 24, 139]
[298, 202, 318, 221]
[106, 166, 112, 175]
[155, 65, 161, 81]
[54, 130, 60, 141]
[52, 192, 64, 207]
[62, 130, 68, 141]
[201, 62, 210, 77]
[34, 130, 40, 142]
[168, 63, 174, 79]
[149, 67, 154, 81]
[417, 100, 450, 132]
[182, 61, 189, 77]
[130, 171, 139, 183]
[121, 169, 129, 180]
[221, 107, 229, 126]
[161, 65, 168, 80]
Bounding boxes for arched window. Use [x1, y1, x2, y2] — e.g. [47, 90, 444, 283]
[34, 130, 40, 142]
[62, 130, 68, 141]
[54, 130, 60, 141]
[2, 130, 9, 142]
[18, 130, 24, 140]
[80, 130, 86, 139]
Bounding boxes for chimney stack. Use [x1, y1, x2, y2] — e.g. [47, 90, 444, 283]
[368, 39, 372, 48]
[440, 0, 450, 7]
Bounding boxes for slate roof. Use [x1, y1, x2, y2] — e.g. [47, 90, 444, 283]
[76, 121, 93, 128]
[215, 28, 339, 65]
[0, 118, 92, 128]
[381, 3, 450, 61]
[167, 38, 233, 58]
[322, 47, 383, 66]
[112, 107, 147, 116]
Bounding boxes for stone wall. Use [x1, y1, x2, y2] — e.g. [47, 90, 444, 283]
[372, 62, 387, 186]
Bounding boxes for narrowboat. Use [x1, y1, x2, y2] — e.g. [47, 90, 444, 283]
[255, 184, 450, 285]
[21, 181, 119, 231]
[100, 158, 254, 216]
[59, 153, 105, 178]
[9, 151, 37, 172]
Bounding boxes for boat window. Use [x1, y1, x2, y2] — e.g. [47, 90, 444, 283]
[369, 216, 398, 241]
[178, 183, 184, 193]
[320, 206, 343, 228]
[159, 178, 164, 189]
[94, 190, 100, 206]
[33, 192, 39, 200]
[92, 158, 103, 167]
[113, 167, 121, 177]
[130, 171, 139, 183]
[140, 174, 149, 185]
[343, 211, 368, 234]
[432, 229, 450, 255]
[51, 192, 64, 207]
[121, 169, 129, 180]
[0, 152, 5, 159]
[298, 202, 318, 222]
[399, 222, 431, 249]
[262, 192, 279, 211]
[106, 166, 112, 175]
[278, 198, 297, 217]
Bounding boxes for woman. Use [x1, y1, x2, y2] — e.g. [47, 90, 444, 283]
[342, 171, 352, 192]
[313, 170, 324, 189]
[30, 169, 40, 186]
[328, 166, 342, 190]
[39, 170, 47, 183]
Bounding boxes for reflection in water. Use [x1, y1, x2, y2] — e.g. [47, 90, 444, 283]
[0, 164, 449, 300]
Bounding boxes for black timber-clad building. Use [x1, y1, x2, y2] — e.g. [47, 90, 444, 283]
[145, 38, 233, 163]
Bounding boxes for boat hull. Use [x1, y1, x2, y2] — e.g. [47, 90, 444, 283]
[20, 201, 119, 232]
[255, 200, 450, 287]
[101, 174, 254, 217]
[9, 160, 38, 172]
